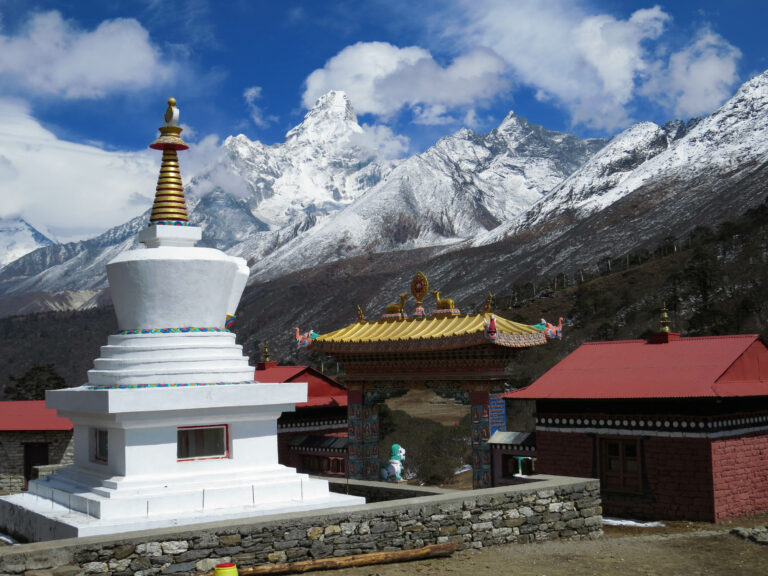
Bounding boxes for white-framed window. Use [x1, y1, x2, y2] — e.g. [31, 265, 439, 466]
[93, 428, 109, 464]
[177, 425, 229, 461]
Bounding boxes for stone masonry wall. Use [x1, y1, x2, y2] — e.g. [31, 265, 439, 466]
[0, 476, 601, 576]
[0, 431, 74, 494]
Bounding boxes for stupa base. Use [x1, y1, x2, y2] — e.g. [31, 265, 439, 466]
[0, 488, 364, 542]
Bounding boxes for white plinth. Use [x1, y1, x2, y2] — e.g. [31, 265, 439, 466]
[0, 384, 363, 541]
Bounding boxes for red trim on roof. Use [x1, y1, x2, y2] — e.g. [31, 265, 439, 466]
[0, 401, 73, 431]
[503, 334, 768, 400]
[254, 365, 348, 408]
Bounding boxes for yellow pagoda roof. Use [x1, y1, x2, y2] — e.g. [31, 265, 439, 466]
[310, 313, 547, 354]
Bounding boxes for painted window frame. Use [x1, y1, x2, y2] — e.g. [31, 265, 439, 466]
[177, 424, 229, 461]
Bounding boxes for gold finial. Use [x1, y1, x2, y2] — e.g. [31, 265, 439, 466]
[263, 341, 270, 363]
[356, 305, 365, 323]
[659, 303, 671, 333]
[149, 97, 189, 224]
[484, 291, 493, 313]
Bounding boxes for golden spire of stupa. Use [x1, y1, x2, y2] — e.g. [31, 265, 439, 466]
[149, 98, 189, 224]
[659, 303, 671, 333]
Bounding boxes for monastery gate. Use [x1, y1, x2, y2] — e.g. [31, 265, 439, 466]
[308, 272, 550, 488]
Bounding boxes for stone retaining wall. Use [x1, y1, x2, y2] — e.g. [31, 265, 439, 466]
[0, 475, 601, 576]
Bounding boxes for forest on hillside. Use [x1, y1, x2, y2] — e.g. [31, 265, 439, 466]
[1, 200, 766, 399]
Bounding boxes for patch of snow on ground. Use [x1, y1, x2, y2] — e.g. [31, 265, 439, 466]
[603, 517, 665, 528]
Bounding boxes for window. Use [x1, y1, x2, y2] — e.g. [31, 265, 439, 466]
[94, 429, 108, 463]
[177, 425, 228, 460]
[600, 438, 642, 493]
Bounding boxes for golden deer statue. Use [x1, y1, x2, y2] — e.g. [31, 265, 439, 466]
[385, 293, 409, 314]
[431, 290, 455, 310]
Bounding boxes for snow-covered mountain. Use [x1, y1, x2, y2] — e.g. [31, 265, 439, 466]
[239, 111, 604, 280]
[3, 67, 767, 318]
[0, 91, 603, 295]
[0, 219, 55, 268]
[478, 71, 768, 250]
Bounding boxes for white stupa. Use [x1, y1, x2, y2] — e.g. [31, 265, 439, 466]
[0, 99, 363, 542]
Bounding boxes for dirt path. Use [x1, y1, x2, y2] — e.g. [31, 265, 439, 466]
[311, 519, 768, 576]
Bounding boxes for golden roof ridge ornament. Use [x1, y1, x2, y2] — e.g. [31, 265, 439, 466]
[659, 302, 671, 333]
[149, 97, 190, 224]
[410, 271, 428, 319]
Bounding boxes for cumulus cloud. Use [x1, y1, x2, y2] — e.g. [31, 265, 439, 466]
[303, 41, 507, 124]
[0, 11, 172, 98]
[430, 0, 741, 130]
[243, 86, 278, 128]
[643, 29, 741, 117]
[450, 0, 671, 129]
[0, 99, 218, 242]
[349, 124, 410, 160]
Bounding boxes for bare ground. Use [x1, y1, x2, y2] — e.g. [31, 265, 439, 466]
[311, 513, 768, 576]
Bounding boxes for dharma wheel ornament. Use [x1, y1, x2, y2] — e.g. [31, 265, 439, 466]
[410, 271, 429, 318]
[149, 97, 190, 224]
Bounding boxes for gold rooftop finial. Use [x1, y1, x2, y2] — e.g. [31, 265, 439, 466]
[263, 341, 270, 363]
[149, 97, 189, 224]
[659, 303, 671, 333]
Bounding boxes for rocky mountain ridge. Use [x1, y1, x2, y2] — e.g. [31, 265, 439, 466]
[0, 90, 604, 296]
[1, 70, 767, 329]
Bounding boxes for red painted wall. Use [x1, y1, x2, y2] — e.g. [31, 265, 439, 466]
[628, 436, 714, 522]
[535, 431, 594, 478]
[712, 433, 768, 521]
[535, 430, 717, 521]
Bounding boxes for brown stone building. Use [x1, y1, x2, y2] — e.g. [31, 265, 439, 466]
[0, 401, 74, 493]
[501, 330, 768, 521]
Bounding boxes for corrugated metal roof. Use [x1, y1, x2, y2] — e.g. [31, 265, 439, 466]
[0, 400, 73, 431]
[503, 334, 768, 400]
[488, 430, 536, 446]
[254, 365, 347, 407]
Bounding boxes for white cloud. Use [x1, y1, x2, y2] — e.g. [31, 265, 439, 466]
[243, 85, 278, 128]
[463, 108, 479, 129]
[302, 41, 507, 123]
[0, 11, 172, 98]
[304, 3, 741, 132]
[349, 124, 410, 160]
[450, 0, 671, 130]
[183, 134, 224, 185]
[0, 99, 218, 243]
[644, 29, 741, 117]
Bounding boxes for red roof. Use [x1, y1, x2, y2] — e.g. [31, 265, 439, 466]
[254, 363, 347, 408]
[0, 401, 73, 431]
[503, 334, 768, 400]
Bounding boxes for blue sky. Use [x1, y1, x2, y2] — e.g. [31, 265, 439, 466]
[0, 0, 766, 242]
